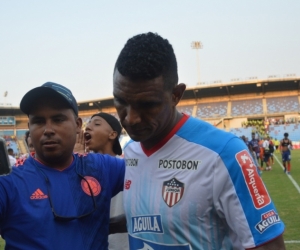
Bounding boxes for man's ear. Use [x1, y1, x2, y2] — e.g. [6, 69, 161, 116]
[108, 131, 118, 140]
[172, 83, 186, 106]
[76, 117, 83, 134]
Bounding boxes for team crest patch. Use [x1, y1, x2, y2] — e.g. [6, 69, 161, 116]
[162, 178, 184, 207]
[81, 176, 101, 196]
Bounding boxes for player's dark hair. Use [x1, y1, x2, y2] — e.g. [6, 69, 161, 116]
[25, 131, 30, 146]
[114, 32, 178, 90]
[284, 132, 289, 137]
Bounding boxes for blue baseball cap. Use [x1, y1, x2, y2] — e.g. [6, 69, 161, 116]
[20, 82, 78, 116]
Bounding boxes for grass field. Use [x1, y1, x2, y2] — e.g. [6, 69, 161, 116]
[0, 151, 299, 249]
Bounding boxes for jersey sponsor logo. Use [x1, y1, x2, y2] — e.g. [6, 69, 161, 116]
[30, 188, 48, 199]
[131, 215, 163, 234]
[162, 178, 184, 207]
[126, 158, 139, 167]
[255, 210, 281, 233]
[236, 150, 271, 209]
[81, 176, 101, 196]
[158, 159, 200, 170]
[129, 235, 191, 249]
[125, 179, 132, 190]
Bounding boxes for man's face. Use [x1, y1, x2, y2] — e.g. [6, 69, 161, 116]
[28, 97, 81, 166]
[84, 116, 115, 153]
[113, 70, 177, 147]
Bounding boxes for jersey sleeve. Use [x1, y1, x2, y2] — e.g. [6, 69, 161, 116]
[213, 137, 284, 248]
[103, 155, 125, 197]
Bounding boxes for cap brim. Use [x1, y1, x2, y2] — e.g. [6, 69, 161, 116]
[20, 87, 71, 115]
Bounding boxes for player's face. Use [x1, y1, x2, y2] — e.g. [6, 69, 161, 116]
[84, 116, 114, 153]
[113, 70, 179, 148]
[28, 97, 82, 168]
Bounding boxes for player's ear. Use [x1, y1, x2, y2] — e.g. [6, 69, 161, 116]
[172, 83, 186, 106]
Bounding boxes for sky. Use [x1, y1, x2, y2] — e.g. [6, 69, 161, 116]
[0, 0, 299, 107]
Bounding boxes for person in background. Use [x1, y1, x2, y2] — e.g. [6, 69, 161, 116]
[112, 32, 285, 249]
[268, 136, 275, 165]
[25, 130, 35, 154]
[241, 135, 261, 175]
[0, 82, 125, 249]
[274, 138, 280, 152]
[262, 135, 272, 171]
[83, 112, 129, 250]
[280, 132, 293, 174]
[249, 132, 260, 164]
[15, 131, 36, 166]
[7, 148, 16, 167]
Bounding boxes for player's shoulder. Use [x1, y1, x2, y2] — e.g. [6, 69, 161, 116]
[178, 116, 240, 152]
[75, 152, 124, 169]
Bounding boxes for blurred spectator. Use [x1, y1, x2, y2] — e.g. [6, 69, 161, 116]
[7, 148, 16, 167]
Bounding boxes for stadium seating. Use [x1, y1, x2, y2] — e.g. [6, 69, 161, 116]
[196, 102, 227, 118]
[229, 127, 254, 139]
[269, 124, 300, 141]
[231, 99, 263, 117]
[177, 105, 194, 116]
[266, 96, 299, 114]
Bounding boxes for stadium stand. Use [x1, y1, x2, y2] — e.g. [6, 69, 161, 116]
[196, 102, 227, 118]
[177, 105, 194, 116]
[266, 96, 299, 113]
[229, 127, 254, 139]
[231, 99, 263, 116]
[269, 124, 300, 141]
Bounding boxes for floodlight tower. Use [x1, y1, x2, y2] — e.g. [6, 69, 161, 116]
[191, 41, 203, 85]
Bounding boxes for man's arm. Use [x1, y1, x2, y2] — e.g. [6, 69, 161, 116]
[247, 235, 285, 250]
[109, 214, 127, 234]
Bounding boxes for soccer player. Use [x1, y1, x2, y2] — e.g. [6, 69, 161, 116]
[280, 132, 293, 174]
[0, 82, 125, 249]
[112, 32, 285, 249]
[249, 132, 260, 162]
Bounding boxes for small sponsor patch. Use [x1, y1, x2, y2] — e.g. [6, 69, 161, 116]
[236, 150, 271, 209]
[162, 178, 184, 207]
[255, 210, 281, 233]
[126, 159, 139, 167]
[131, 215, 163, 234]
[125, 179, 132, 190]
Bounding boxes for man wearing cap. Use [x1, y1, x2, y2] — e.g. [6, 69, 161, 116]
[0, 82, 125, 249]
[83, 113, 128, 250]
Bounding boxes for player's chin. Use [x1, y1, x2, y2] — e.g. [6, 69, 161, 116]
[127, 132, 150, 142]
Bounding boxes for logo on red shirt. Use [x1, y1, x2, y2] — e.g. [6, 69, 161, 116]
[236, 150, 271, 209]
